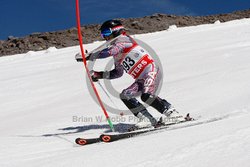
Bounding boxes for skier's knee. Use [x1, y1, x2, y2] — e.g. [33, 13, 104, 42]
[141, 93, 154, 103]
[120, 91, 129, 100]
[120, 92, 125, 100]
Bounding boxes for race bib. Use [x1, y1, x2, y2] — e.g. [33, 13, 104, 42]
[121, 46, 154, 79]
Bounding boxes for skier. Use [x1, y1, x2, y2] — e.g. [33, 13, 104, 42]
[76, 20, 185, 130]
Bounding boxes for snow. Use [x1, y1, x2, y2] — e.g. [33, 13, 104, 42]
[1, 19, 250, 167]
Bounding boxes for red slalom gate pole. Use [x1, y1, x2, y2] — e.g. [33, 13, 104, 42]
[75, 0, 115, 132]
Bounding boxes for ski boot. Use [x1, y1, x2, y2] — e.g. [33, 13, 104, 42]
[160, 105, 186, 124]
[128, 110, 158, 132]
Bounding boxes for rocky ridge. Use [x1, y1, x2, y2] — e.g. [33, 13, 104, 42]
[0, 9, 249, 56]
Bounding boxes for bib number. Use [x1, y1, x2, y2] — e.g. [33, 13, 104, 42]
[122, 57, 135, 72]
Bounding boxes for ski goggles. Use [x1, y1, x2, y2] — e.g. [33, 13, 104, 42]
[101, 26, 124, 39]
[101, 28, 113, 38]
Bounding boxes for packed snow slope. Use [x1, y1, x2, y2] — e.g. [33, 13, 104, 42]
[1, 19, 250, 167]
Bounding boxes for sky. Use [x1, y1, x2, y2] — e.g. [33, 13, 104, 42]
[0, 0, 250, 40]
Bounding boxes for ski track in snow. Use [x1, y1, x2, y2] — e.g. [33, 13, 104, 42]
[1, 19, 250, 167]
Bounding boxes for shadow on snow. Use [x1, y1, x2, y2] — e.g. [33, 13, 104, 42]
[41, 123, 133, 137]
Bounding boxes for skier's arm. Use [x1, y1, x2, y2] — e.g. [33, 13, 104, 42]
[95, 42, 132, 59]
[75, 51, 93, 62]
[76, 41, 132, 61]
[91, 64, 124, 82]
[106, 63, 124, 79]
[76, 47, 117, 62]
[75, 49, 102, 62]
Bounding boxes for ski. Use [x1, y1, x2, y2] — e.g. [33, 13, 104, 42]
[75, 125, 169, 146]
[100, 124, 168, 143]
[75, 114, 193, 146]
[99, 117, 193, 143]
[75, 137, 101, 146]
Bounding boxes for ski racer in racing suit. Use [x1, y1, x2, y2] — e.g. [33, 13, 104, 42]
[76, 20, 185, 129]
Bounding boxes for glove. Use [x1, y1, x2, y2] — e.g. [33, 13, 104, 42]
[75, 53, 83, 62]
[75, 50, 101, 62]
[75, 50, 91, 62]
[91, 71, 104, 82]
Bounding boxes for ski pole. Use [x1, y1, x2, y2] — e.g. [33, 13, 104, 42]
[97, 81, 120, 110]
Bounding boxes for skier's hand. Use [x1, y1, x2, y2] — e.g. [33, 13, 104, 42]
[90, 71, 104, 82]
[75, 52, 83, 62]
[75, 50, 92, 62]
[85, 50, 91, 61]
